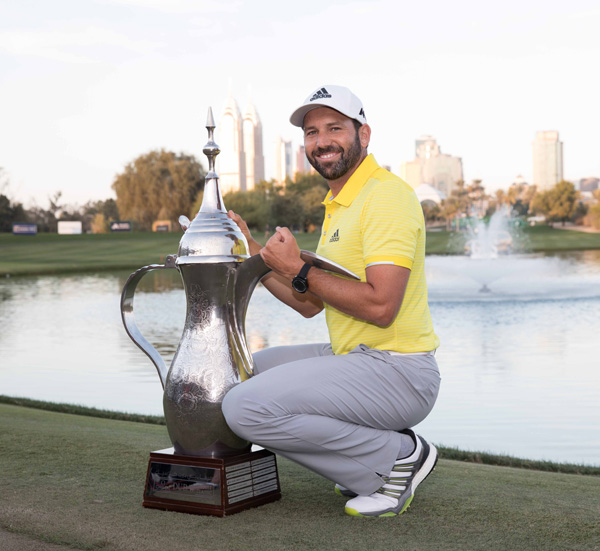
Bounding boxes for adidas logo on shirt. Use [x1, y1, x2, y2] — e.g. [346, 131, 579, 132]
[329, 229, 340, 242]
[310, 87, 332, 101]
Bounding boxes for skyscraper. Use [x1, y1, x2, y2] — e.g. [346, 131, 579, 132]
[218, 94, 265, 194]
[295, 145, 313, 177]
[532, 131, 563, 191]
[218, 94, 245, 195]
[242, 101, 265, 191]
[274, 136, 293, 184]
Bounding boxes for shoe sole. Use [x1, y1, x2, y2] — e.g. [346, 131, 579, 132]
[345, 441, 438, 518]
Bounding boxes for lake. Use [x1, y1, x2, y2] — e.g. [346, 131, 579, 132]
[1, 250, 599, 466]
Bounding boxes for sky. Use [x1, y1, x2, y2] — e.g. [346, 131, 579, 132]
[1, 0, 599, 208]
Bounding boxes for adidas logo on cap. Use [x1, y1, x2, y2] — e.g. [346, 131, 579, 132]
[310, 87, 333, 101]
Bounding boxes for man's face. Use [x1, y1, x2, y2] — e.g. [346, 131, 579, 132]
[303, 107, 364, 181]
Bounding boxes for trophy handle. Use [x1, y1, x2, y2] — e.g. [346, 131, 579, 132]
[120, 255, 178, 389]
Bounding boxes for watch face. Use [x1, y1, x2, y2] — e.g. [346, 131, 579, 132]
[292, 276, 308, 293]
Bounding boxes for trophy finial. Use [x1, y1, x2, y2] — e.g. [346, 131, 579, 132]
[206, 107, 215, 129]
[203, 106, 220, 173]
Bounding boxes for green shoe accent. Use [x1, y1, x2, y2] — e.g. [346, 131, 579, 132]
[399, 494, 413, 514]
[344, 507, 372, 518]
[334, 486, 344, 497]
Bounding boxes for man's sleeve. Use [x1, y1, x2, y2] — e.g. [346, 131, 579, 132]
[361, 180, 423, 270]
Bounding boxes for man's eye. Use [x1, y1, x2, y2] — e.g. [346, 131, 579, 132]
[305, 130, 316, 137]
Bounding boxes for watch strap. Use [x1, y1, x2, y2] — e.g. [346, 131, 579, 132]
[297, 262, 312, 279]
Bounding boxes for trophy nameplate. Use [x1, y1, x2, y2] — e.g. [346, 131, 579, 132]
[142, 448, 281, 517]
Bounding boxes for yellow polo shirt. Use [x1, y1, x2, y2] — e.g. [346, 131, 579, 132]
[316, 154, 439, 355]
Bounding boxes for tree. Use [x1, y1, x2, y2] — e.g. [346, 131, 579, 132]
[0, 194, 27, 232]
[440, 196, 460, 230]
[224, 187, 271, 232]
[584, 189, 600, 230]
[19, 191, 66, 233]
[299, 186, 327, 230]
[83, 198, 120, 232]
[0, 169, 27, 232]
[271, 193, 304, 230]
[112, 150, 205, 230]
[286, 172, 328, 195]
[440, 180, 471, 230]
[421, 200, 441, 225]
[287, 173, 328, 230]
[507, 183, 536, 217]
[531, 181, 578, 225]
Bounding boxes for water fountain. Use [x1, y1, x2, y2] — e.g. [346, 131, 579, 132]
[463, 208, 517, 293]
[465, 207, 514, 260]
[425, 209, 600, 302]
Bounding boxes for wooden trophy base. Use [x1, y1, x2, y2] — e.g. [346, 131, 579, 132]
[142, 447, 281, 517]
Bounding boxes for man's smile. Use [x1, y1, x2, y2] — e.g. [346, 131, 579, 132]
[313, 146, 343, 162]
[316, 151, 341, 161]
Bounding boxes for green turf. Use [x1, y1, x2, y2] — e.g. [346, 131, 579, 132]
[0, 231, 182, 276]
[2, 225, 599, 276]
[2, 395, 597, 477]
[522, 225, 600, 251]
[1, 403, 599, 551]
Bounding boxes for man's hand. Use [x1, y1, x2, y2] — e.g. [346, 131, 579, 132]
[260, 226, 304, 280]
[228, 210, 262, 256]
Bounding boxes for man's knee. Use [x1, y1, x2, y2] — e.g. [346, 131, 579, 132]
[222, 384, 263, 441]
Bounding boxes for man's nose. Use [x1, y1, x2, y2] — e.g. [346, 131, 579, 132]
[316, 132, 333, 148]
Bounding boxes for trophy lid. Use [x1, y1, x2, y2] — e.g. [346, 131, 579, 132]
[177, 107, 249, 265]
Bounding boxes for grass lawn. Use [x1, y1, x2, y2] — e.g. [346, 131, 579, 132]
[2, 225, 599, 277]
[1, 403, 599, 551]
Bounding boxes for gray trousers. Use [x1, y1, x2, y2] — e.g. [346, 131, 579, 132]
[222, 343, 441, 495]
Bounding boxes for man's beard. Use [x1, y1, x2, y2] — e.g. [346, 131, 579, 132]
[307, 131, 363, 181]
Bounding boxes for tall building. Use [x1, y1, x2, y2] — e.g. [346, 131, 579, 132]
[400, 135, 463, 196]
[294, 145, 313, 177]
[218, 95, 245, 195]
[218, 94, 265, 194]
[242, 101, 265, 191]
[415, 135, 441, 160]
[274, 136, 293, 184]
[532, 131, 563, 191]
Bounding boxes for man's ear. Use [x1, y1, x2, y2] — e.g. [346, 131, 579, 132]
[359, 124, 371, 148]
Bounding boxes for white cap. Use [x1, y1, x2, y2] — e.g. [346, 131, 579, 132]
[289, 85, 367, 128]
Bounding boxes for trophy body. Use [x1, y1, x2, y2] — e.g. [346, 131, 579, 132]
[163, 261, 256, 457]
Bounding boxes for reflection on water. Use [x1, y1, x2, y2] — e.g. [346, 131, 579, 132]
[1, 251, 599, 466]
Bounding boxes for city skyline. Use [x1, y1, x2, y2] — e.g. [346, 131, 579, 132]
[1, 1, 599, 208]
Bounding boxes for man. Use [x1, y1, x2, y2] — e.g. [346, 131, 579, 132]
[222, 85, 440, 518]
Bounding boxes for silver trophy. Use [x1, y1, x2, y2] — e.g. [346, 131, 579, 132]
[120, 108, 358, 515]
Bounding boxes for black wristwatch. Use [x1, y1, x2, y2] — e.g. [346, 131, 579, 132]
[292, 263, 312, 294]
